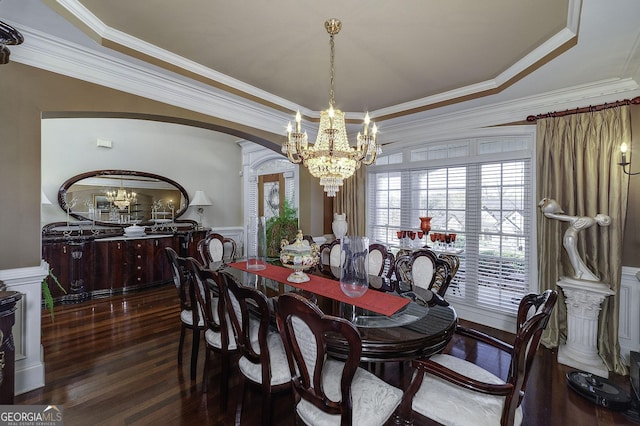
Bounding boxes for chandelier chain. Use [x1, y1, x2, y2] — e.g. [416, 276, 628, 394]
[329, 34, 335, 108]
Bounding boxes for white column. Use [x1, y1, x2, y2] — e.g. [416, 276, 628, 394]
[557, 276, 615, 378]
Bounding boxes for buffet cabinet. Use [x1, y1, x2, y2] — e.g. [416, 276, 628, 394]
[42, 229, 206, 304]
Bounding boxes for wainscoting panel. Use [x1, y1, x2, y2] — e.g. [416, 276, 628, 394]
[619, 266, 640, 364]
[0, 260, 48, 394]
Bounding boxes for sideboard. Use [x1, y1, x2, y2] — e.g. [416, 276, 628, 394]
[42, 222, 206, 304]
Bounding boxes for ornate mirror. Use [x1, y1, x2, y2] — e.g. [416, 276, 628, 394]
[59, 170, 189, 225]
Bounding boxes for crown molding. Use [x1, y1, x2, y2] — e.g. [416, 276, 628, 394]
[6, 13, 639, 150]
[372, 26, 579, 120]
[380, 78, 640, 145]
[54, 0, 583, 120]
[10, 23, 292, 135]
[54, 0, 308, 116]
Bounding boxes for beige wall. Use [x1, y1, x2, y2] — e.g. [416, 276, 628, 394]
[1, 61, 638, 270]
[622, 106, 640, 266]
[0, 62, 284, 270]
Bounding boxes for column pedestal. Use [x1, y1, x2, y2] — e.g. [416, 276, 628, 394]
[557, 277, 614, 378]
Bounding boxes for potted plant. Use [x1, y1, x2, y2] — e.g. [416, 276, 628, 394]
[265, 199, 298, 258]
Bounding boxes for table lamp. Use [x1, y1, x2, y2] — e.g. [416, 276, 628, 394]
[189, 190, 212, 229]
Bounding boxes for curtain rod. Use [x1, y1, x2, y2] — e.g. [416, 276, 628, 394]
[526, 96, 640, 122]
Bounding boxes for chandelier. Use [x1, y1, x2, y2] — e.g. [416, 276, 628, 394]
[106, 185, 136, 210]
[282, 19, 379, 197]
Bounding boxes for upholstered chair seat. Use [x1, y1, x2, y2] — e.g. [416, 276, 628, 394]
[399, 290, 558, 426]
[410, 353, 522, 426]
[219, 270, 293, 425]
[277, 293, 403, 426]
[296, 358, 403, 426]
[238, 331, 291, 387]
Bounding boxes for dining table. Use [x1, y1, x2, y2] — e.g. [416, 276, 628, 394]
[215, 260, 458, 364]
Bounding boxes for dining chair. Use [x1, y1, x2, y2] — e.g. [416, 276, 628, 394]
[164, 247, 204, 380]
[319, 239, 341, 278]
[276, 292, 403, 426]
[197, 232, 237, 267]
[218, 270, 292, 426]
[399, 289, 558, 426]
[367, 243, 395, 278]
[187, 258, 237, 411]
[395, 249, 453, 297]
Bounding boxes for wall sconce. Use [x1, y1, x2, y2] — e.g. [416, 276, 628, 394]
[620, 142, 640, 175]
[189, 190, 212, 229]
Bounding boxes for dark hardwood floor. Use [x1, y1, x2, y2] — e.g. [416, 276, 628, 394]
[15, 284, 638, 425]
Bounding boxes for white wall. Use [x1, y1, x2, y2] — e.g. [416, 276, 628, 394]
[41, 118, 245, 229]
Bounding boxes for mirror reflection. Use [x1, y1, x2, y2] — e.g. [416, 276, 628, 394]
[59, 170, 189, 225]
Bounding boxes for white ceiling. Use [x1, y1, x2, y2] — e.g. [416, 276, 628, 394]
[1, 0, 640, 135]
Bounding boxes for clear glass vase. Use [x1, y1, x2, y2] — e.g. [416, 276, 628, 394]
[339, 235, 369, 298]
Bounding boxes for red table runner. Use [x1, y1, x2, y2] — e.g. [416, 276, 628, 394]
[227, 262, 409, 316]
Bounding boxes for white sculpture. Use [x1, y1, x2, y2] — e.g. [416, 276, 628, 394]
[539, 198, 614, 377]
[538, 198, 610, 281]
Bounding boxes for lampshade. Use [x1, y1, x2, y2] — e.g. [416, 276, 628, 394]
[189, 190, 212, 207]
[41, 191, 52, 205]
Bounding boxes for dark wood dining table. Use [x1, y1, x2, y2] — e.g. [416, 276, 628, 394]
[216, 260, 458, 364]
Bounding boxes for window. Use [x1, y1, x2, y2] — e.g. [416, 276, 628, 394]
[367, 132, 534, 317]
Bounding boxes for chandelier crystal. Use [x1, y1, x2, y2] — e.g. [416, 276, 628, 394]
[106, 186, 136, 210]
[283, 19, 379, 197]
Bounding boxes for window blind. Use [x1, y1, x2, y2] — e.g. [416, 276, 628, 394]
[367, 137, 533, 316]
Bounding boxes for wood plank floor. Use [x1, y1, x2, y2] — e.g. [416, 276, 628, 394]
[15, 284, 638, 425]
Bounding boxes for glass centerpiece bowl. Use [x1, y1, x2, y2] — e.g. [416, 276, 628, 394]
[279, 230, 319, 283]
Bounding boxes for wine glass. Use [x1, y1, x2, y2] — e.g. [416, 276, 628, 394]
[409, 231, 416, 247]
[444, 233, 452, 250]
[430, 232, 437, 248]
[396, 230, 403, 244]
[449, 233, 457, 250]
[417, 231, 424, 241]
[439, 233, 446, 249]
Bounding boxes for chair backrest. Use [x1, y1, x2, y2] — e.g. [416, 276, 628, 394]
[165, 247, 190, 311]
[503, 289, 558, 425]
[396, 249, 452, 296]
[367, 243, 395, 278]
[219, 270, 274, 376]
[276, 293, 362, 422]
[187, 258, 228, 341]
[319, 240, 341, 278]
[198, 233, 237, 266]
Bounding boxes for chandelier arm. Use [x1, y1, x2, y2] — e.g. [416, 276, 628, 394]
[286, 150, 302, 164]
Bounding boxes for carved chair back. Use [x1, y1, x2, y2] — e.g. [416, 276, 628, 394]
[198, 232, 237, 266]
[395, 249, 453, 296]
[276, 293, 362, 423]
[367, 243, 395, 278]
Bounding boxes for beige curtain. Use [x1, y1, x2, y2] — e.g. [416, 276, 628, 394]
[335, 168, 366, 236]
[536, 106, 630, 375]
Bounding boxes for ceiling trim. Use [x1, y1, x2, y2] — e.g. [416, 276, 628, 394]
[7, 15, 640, 151]
[380, 78, 640, 145]
[10, 22, 292, 136]
[52, 0, 582, 120]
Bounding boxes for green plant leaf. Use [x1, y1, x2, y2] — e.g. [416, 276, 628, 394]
[42, 268, 67, 322]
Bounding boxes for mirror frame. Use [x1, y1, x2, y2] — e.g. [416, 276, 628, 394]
[58, 169, 190, 226]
